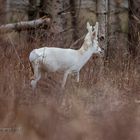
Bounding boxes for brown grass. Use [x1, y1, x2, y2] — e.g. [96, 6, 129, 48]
[0, 30, 140, 140]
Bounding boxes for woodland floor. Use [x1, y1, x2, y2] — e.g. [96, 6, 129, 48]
[0, 36, 140, 140]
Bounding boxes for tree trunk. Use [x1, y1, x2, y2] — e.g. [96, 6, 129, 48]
[96, 0, 108, 53]
[54, 0, 63, 30]
[0, 0, 6, 24]
[28, 0, 38, 20]
[108, 0, 121, 36]
[128, 0, 140, 57]
[70, 0, 78, 41]
[42, 0, 64, 30]
[27, 0, 38, 41]
[107, 0, 121, 58]
[6, 0, 28, 22]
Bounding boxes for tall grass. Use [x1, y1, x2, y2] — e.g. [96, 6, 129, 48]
[0, 28, 139, 140]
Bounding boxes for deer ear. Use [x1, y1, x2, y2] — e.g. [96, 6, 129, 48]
[95, 22, 99, 28]
[94, 22, 99, 33]
[87, 22, 91, 31]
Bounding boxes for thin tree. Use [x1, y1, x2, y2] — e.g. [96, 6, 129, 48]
[96, 0, 108, 55]
[128, 0, 140, 57]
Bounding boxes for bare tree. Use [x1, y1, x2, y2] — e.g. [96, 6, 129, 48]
[128, 0, 140, 57]
[28, 0, 38, 20]
[96, 0, 108, 53]
[0, 0, 6, 24]
[70, 0, 78, 41]
[107, 0, 122, 58]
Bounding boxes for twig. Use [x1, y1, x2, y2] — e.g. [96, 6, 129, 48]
[7, 35, 25, 69]
[70, 35, 85, 48]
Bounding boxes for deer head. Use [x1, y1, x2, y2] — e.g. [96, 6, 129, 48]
[86, 22, 103, 54]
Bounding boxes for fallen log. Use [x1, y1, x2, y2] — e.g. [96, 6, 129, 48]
[0, 16, 51, 33]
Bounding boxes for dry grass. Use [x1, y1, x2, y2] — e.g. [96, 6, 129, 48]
[0, 30, 140, 140]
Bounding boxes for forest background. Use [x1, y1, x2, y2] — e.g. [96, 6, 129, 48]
[0, 0, 140, 140]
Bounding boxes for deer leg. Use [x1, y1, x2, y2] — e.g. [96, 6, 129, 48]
[31, 63, 41, 90]
[76, 72, 79, 82]
[62, 70, 70, 88]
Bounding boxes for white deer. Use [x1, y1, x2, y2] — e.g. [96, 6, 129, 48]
[29, 22, 102, 89]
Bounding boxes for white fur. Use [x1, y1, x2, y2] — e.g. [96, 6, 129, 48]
[29, 22, 102, 89]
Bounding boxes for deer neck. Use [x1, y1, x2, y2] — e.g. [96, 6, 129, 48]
[78, 40, 93, 55]
[77, 41, 94, 68]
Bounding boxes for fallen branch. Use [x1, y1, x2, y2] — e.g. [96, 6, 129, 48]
[0, 16, 51, 33]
